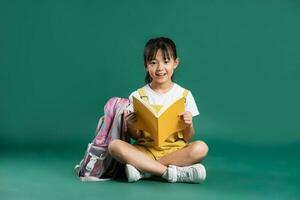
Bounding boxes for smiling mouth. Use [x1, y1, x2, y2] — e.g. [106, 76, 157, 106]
[155, 73, 166, 77]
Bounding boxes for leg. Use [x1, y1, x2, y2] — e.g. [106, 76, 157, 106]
[108, 139, 167, 176]
[158, 140, 209, 167]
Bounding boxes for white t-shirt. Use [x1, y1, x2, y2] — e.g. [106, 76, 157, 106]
[128, 83, 200, 117]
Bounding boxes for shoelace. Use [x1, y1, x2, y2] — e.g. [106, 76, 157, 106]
[177, 167, 192, 182]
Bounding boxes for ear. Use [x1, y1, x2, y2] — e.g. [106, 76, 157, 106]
[174, 57, 180, 69]
[144, 62, 149, 71]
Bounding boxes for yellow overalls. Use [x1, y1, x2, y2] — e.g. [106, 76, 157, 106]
[133, 88, 190, 160]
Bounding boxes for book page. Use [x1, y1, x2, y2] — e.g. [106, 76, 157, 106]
[132, 96, 158, 135]
[157, 96, 185, 117]
[156, 97, 187, 146]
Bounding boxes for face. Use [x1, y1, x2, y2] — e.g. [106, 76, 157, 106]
[146, 49, 179, 85]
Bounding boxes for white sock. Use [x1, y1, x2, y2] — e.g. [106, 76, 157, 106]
[142, 171, 152, 178]
[161, 169, 168, 180]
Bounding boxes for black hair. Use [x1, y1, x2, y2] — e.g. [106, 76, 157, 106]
[143, 37, 178, 83]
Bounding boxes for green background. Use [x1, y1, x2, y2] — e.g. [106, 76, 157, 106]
[1, 0, 299, 199]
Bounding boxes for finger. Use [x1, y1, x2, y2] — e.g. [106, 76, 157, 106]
[127, 112, 136, 117]
[182, 115, 189, 120]
[131, 111, 136, 115]
[125, 115, 135, 122]
[183, 114, 192, 119]
[182, 115, 191, 121]
[186, 119, 192, 124]
[178, 112, 185, 116]
[128, 114, 137, 122]
[130, 118, 137, 123]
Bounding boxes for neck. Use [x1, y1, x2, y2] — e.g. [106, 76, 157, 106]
[149, 81, 174, 94]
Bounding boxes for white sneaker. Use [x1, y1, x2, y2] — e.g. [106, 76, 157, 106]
[125, 164, 151, 182]
[165, 163, 206, 183]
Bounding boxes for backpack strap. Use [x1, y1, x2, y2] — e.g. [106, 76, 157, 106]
[137, 88, 149, 103]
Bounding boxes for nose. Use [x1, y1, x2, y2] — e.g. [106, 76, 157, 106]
[157, 62, 163, 70]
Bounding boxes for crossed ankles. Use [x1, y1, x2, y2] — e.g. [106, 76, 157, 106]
[125, 163, 206, 183]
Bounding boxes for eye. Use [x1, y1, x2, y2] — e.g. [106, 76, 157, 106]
[164, 59, 169, 64]
[149, 60, 157, 65]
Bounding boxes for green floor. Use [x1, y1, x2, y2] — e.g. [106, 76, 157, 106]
[1, 139, 299, 200]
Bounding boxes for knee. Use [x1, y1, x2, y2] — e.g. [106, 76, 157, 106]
[108, 139, 123, 156]
[189, 141, 209, 160]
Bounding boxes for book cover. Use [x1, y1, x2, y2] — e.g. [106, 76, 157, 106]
[132, 96, 188, 147]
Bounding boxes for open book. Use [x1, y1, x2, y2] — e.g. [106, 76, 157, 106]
[132, 96, 188, 147]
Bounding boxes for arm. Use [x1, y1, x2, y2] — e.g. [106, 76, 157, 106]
[183, 124, 195, 142]
[180, 111, 195, 142]
[124, 110, 141, 140]
[126, 122, 141, 140]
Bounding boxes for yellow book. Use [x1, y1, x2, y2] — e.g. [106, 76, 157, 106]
[132, 96, 188, 147]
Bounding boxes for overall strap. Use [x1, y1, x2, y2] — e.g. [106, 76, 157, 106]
[182, 89, 189, 104]
[137, 88, 149, 103]
[182, 89, 189, 99]
[138, 88, 189, 103]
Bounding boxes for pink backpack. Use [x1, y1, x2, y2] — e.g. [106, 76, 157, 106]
[74, 97, 130, 181]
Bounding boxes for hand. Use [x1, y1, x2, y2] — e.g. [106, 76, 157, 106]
[124, 109, 137, 128]
[124, 109, 141, 139]
[179, 111, 193, 127]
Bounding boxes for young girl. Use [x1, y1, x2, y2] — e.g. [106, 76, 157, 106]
[108, 37, 209, 183]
